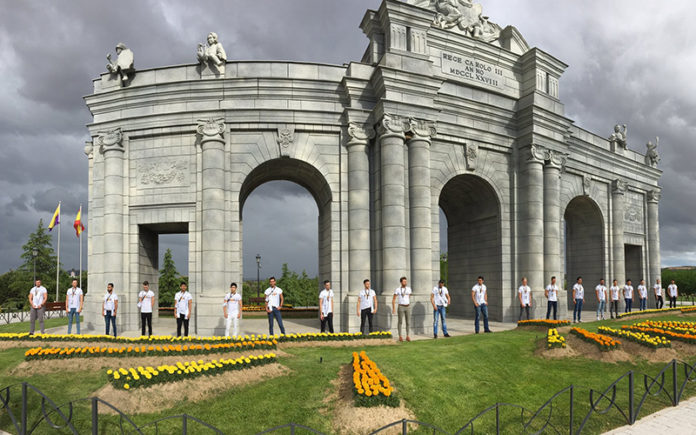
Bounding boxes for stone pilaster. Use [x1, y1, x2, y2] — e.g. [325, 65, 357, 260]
[612, 179, 628, 286]
[543, 150, 566, 318]
[520, 144, 545, 319]
[647, 190, 662, 289]
[198, 119, 226, 297]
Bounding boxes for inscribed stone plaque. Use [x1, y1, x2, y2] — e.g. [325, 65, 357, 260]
[137, 159, 189, 188]
[441, 51, 504, 90]
[624, 191, 644, 234]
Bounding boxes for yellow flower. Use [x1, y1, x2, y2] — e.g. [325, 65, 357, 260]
[123, 384, 130, 390]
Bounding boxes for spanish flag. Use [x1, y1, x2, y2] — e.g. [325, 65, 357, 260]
[73, 206, 85, 237]
[48, 203, 60, 231]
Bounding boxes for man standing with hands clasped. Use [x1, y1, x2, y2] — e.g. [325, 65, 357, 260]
[624, 279, 634, 313]
[595, 279, 607, 321]
[392, 277, 412, 342]
[223, 283, 242, 337]
[357, 279, 377, 335]
[545, 276, 559, 320]
[518, 277, 532, 321]
[29, 279, 48, 335]
[102, 283, 118, 337]
[265, 277, 286, 335]
[637, 279, 648, 311]
[319, 280, 334, 333]
[654, 279, 664, 309]
[610, 279, 621, 319]
[138, 281, 155, 337]
[472, 276, 491, 334]
[431, 279, 451, 338]
[174, 282, 192, 337]
[572, 277, 584, 323]
[66, 279, 83, 335]
[668, 280, 678, 308]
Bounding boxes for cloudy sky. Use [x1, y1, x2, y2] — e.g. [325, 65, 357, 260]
[0, 0, 694, 281]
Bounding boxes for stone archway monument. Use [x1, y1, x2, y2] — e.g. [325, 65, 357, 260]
[82, 0, 662, 336]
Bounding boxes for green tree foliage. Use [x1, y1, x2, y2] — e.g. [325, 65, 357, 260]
[276, 263, 318, 307]
[158, 249, 181, 307]
[661, 268, 696, 296]
[440, 253, 448, 284]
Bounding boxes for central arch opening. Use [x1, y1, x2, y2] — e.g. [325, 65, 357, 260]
[439, 174, 502, 320]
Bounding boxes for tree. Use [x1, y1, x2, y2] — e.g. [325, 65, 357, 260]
[440, 252, 448, 284]
[276, 263, 318, 307]
[158, 249, 180, 307]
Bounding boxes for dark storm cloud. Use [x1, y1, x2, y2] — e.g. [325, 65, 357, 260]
[0, 0, 694, 279]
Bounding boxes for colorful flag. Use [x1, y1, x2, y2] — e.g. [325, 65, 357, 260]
[73, 207, 85, 237]
[48, 203, 60, 231]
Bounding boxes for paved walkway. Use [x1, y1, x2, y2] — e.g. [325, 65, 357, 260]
[604, 396, 696, 434]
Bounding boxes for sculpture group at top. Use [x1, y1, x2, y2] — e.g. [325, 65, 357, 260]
[197, 32, 227, 75]
[410, 0, 501, 41]
[106, 43, 134, 85]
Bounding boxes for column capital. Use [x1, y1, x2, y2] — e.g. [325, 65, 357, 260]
[647, 189, 662, 203]
[407, 118, 437, 142]
[612, 179, 628, 195]
[546, 150, 567, 171]
[197, 118, 225, 145]
[84, 141, 94, 159]
[97, 128, 124, 154]
[526, 144, 547, 164]
[376, 113, 409, 139]
[347, 122, 375, 146]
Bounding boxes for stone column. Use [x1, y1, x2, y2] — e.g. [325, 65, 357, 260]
[543, 150, 566, 318]
[612, 179, 628, 286]
[520, 144, 546, 319]
[647, 190, 662, 289]
[98, 129, 128, 330]
[407, 119, 436, 334]
[346, 123, 374, 331]
[198, 119, 226, 296]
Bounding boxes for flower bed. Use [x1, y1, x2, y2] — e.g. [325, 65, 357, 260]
[634, 320, 696, 334]
[598, 326, 670, 349]
[107, 353, 277, 390]
[623, 321, 696, 344]
[546, 329, 566, 349]
[518, 319, 571, 327]
[24, 339, 276, 361]
[617, 307, 682, 319]
[279, 331, 391, 342]
[570, 327, 620, 351]
[352, 351, 398, 407]
[681, 306, 696, 314]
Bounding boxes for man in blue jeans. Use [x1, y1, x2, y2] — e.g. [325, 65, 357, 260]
[431, 279, 451, 338]
[65, 279, 83, 334]
[471, 276, 491, 334]
[265, 277, 286, 335]
[572, 276, 584, 323]
[102, 283, 118, 337]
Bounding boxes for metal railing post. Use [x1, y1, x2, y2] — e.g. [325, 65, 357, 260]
[628, 371, 635, 424]
[92, 397, 99, 435]
[183, 414, 187, 434]
[496, 405, 500, 435]
[402, 419, 408, 434]
[673, 360, 679, 406]
[21, 382, 27, 435]
[569, 385, 574, 435]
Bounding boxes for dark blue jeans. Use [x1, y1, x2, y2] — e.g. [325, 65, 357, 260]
[573, 299, 583, 321]
[625, 298, 632, 312]
[67, 308, 80, 334]
[474, 304, 490, 333]
[433, 306, 448, 336]
[640, 298, 647, 311]
[104, 311, 117, 337]
[268, 307, 286, 335]
[546, 301, 557, 320]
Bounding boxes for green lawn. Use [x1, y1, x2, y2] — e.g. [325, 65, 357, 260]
[1, 315, 695, 434]
[0, 315, 82, 333]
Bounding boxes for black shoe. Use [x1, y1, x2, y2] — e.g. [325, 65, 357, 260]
[434, 334, 437, 339]
[444, 333, 450, 337]
[484, 330, 492, 333]
[475, 331, 480, 334]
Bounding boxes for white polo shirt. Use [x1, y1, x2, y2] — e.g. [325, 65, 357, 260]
[432, 286, 449, 307]
[610, 286, 621, 301]
[394, 286, 412, 305]
[654, 284, 663, 297]
[30, 286, 47, 308]
[668, 284, 678, 297]
[638, 285, 648, 299]
[66, 287, 83, 309]
[595, 285, 607, 301]
[319, 289, 334, 315]
[623, 285, 634, 299]
[572, 284, 584, 300]
[518, 286, 531, 305]
[174, 291, 192, 316]
[265, 287, 283, 309]
[546, 284, 558, 302]
[223, 292, 242, 317]
[472, 283, 487, 305]
[138, 290, 155, 313]
[103, 292, 118, 312]
[359, 289, 376, 311]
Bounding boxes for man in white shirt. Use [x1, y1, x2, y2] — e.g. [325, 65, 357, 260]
[138, 280, 155, 336]
[223, 282, 242, 337]
[545, 276, 559, 320]
[654, 279, 664, 309]
[471, 276, 491, 333]
[610, 279, 621, 319]
[319, 280, 334, 333]
[357, 279, 378, 335]
[595, 279, 607, 321]
[174, 282, 193, 337]
[65, 279, 83, 334]
[265, 277, 286, 335]
[668, 280, 678, 308]
[518, 277, 532, 321]
[637, 279, 648, 312]
[431, 279, 451, 338]
[28, 279, 48, 334]
[392, 277, 412, 342]
[623, 279, 634, 313]
[102, 283, 119, 337]
[572, 277, 585, 323]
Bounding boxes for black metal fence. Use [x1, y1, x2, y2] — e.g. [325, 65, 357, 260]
[1, 359, 695, 434]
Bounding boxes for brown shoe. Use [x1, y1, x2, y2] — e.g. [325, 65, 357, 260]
[406, 336, 411, 342]
[399, 336, 403, 342]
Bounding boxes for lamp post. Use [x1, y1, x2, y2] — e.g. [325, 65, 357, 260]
[256, 254, 261, 298]
[32, 248, 38, 283]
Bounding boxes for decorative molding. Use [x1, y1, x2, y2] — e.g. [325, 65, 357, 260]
[465, 143, 478, 171]
[624, 207, 643, 225]
[377, 114, 409, 137]
[647, 190, 661, 203]
[84, 141, 94, 159]
[97, 128, 123, 154]
[347, 123, 375, 144]
[527, 144, 546, 164]
[276, 126, 295, 157]
[138, 160, 188, 187]
[547, 150, 567, 172]
[612, 179, 628, 195]
[408, 118, 437, 140]
[196, 118, 225, 144]
[582, 175, 592, 196]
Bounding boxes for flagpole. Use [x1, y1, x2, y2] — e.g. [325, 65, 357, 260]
[79, 205, 83, 290]
[56, 201, 61, 302]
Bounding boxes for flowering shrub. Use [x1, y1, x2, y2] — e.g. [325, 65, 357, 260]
[518, 319, 570, 327]
[570, 327, 620, 351]
[352, 351, 398, 408]
[107, 353, 277, 390]
[598, 326, 670, 349]
[617, 307, 682, 319]
[277, 331, 391, 342]
[546, 329, 566, 349]
[24, 339, 276, 361]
